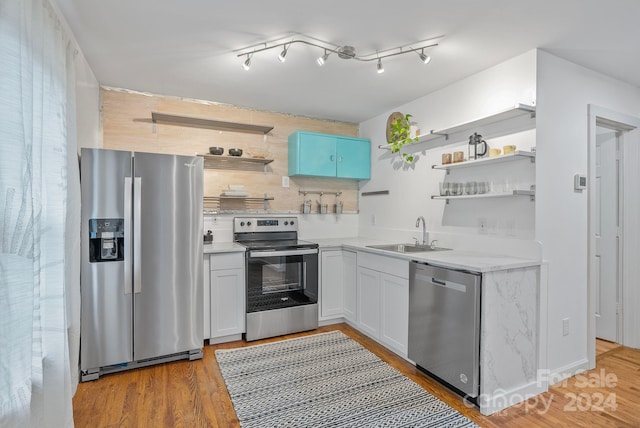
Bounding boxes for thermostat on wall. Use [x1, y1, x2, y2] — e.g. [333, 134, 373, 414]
[574, 174, 587, 191]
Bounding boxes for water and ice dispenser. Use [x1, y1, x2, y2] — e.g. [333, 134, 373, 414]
[89, 218, 124, 262]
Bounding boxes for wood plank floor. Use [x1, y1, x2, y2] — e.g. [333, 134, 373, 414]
[72, 324, 640, 427]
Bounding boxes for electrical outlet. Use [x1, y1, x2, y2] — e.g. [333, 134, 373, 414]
[478, 218, 488, 234]
[562, 318, 570, 336]
[281, 176, 290, 188]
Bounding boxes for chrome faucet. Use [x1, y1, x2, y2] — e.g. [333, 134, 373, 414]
[415, 216, 428, 246]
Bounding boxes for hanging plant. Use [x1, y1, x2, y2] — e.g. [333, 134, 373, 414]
[387, 112, 418, 163]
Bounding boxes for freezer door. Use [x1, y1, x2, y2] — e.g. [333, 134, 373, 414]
[80, 148, 134, 370]
[132, 152, 203, 360]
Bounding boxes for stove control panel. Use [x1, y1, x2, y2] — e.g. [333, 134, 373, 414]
[234, 217, 298, 233]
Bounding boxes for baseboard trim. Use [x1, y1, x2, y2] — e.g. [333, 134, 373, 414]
[479, 381, 548, 415]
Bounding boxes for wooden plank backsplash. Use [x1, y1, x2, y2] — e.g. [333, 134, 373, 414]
[100, 87, 362, 213]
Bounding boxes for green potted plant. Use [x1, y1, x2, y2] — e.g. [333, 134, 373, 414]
[388, 113, 419, 163]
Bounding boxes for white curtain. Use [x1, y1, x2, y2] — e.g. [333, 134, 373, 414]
[0, 0, 81, 427]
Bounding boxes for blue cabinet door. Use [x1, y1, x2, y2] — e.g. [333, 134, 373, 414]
[289, 132, 336, 177]
[288, 131, 370, 179]
[337, 137, 370, 179]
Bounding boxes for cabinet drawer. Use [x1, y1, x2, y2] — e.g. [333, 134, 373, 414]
[210, 252, 245, 270]
[358, 251, 408, 279]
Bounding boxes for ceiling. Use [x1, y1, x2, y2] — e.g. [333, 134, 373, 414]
[55, 0, 640, 124]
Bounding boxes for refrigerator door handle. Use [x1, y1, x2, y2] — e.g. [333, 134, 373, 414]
[133, 177, 142, 294]
[124, 177, 133, 295]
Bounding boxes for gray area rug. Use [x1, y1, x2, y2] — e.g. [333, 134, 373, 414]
[215, 331, 478, 427]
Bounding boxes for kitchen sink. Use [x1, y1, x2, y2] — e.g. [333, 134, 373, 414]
[366, 243, 451, 253]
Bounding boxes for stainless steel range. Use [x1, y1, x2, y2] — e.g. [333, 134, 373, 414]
[234, 217, 319, 341]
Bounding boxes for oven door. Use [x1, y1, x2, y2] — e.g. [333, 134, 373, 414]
[246, 248, 318, 313]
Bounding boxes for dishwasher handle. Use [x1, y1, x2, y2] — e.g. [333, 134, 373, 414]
[415, 272, 469, 293]
[431, 277, 447, 286]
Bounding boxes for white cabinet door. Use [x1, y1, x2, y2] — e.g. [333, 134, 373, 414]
[380, 272, 409, 355]
[210, 252, 245, 341]
[203, 255, 211, 339]
[343, 250, 357, 323]
[320, 250, 344, 319]
[210, 268, 245, 338]
[357, 266, 381, 338]
[356, 251, 408, 357]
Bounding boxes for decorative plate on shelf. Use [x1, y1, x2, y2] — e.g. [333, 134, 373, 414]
[386, 111, 405, 143]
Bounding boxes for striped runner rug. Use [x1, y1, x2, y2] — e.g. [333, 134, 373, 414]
[215, 331, 478, 427]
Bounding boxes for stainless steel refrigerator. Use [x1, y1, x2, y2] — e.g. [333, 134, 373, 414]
[80, 148, 203, 381]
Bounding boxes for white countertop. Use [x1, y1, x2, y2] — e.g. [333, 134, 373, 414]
[311, 237, 541, 273]
[203, 242, 246, 254]
[203, 237, 540, 272]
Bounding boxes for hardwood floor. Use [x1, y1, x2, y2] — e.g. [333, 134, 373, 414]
[72, 325, 640, 427]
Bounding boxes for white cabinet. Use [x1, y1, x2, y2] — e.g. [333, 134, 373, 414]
[380, 272, 409, 355]
[209, 252, 245, 343]
[342, 250, 357, 323]
[357, 251, 409, 356]
[320, 249, 358, 322]
[357, 266, 381, 337]
[320, 250, 344, 319]
[203, 255, 211, 339]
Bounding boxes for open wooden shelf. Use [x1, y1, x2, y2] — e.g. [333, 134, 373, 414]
[152, 112, 273, 134]
[198, 154, 273, 171]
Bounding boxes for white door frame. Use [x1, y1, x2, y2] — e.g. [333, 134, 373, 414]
[587, 105, 640, 369]
[594, 125, 620, 342]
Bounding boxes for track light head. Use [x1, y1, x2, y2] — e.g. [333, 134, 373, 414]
[418, 49, 431, 64]
[242, 55, 252, 71]
[376, 58, 384, 74]
[317, 50, 329, 66]
[278, 45, 288, 63]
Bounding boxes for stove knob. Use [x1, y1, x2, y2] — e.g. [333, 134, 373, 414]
[240, 221, 245, 227]
[247, 221, 252, 226]
[284, 221, 288, 226]
[290, 220, 295, 226]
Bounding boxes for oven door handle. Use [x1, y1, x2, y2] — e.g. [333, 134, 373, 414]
[249, 248, 318, 258]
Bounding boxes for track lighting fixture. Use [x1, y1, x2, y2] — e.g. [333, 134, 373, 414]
[277, 44, 288, 62]
[242, 54, 252, 71]
[235, 34, 440, 74]
[317, 50, 329, 66]
[418, 49, 431, 64]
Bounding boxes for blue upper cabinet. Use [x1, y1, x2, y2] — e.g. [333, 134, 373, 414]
[288, 131, 371, 180]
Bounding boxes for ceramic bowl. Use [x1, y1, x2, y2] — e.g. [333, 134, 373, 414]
[228, 148, 243, 157]
[209, 146, 224, 155]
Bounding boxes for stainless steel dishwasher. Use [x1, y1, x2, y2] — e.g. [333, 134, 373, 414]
[408, 262, 481, 398]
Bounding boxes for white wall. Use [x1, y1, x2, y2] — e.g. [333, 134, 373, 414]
[358, 50, 539, 257]
[75, 50, 100, 150]
[50, 0, 100, 150]
[536, 50, 640, 375]
[357, 48, 640, 380]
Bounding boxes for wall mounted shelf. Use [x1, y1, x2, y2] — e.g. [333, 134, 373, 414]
[378, 103, 536, 151]
[151, 112, 273, 134]
[204, 194, 274, 212]
[431, 189, 535, 203]
[432, 150, 535, 173]
[197, 154, 273, 171]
